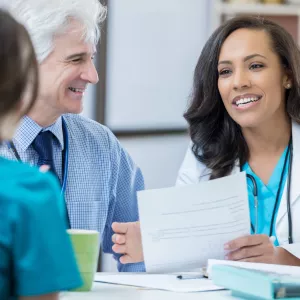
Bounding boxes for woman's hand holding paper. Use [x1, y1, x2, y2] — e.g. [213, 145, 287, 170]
[224, 234, 300, 266]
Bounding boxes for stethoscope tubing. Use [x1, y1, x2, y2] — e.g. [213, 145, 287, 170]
[245, 140, 293, 244]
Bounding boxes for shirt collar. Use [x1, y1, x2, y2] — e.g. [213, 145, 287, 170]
[44, 117, 64, 150]
[14, 116, 64, 152]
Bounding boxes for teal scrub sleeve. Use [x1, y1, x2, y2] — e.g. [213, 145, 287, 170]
[12, 171, 82, 296]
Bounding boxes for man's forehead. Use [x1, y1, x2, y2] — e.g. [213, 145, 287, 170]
[54, 34, 96, 56]
[65, 49, 97, 59]
[65, 43, 96, 54]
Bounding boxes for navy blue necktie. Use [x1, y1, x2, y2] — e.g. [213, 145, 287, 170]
[32, 131, 59, 179]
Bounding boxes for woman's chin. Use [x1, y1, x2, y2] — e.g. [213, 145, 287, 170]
[235, 118, 262, 130]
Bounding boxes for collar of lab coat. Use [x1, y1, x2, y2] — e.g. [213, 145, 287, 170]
[277, 120, 300, 223]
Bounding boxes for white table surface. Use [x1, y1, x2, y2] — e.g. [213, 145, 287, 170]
[62, 282, 240, 300]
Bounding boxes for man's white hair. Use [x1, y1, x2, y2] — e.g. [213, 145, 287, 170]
[3, 0, 106, 62]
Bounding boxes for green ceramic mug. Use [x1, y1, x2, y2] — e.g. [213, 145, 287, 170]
[67, 229, 100, 291]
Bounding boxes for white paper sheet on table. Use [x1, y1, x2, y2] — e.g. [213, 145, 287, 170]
[138, 172, 250, 273]
[94, 273, 224, 293]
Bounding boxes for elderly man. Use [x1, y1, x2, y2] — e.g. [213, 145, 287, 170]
[1, 0, 145, 272]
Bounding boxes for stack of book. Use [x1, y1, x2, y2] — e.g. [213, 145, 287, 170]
[210, 261, 300, 299]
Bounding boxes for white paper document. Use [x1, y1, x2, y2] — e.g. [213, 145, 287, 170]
[138, 172, 250, 273]
[207, 259, 300, 278]
[94, 273, 224, 293]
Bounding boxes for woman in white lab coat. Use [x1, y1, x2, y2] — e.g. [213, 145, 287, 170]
[112, 16, 300, 266]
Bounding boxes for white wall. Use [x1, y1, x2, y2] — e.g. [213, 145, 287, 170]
[105, 0, 209, 131]
[119, 134, 189, 189]
[81, 81, 96, 120]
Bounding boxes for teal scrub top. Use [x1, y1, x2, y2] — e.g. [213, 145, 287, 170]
[0, 157, 82, 299]
[242, 146, 290, 246]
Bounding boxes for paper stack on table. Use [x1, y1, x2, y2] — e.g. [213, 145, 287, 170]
[137, 172, 250, 273]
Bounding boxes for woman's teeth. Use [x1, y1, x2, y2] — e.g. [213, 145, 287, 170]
[236, 97, 260, 106]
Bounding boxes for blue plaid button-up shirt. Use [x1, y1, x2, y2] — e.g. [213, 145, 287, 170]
[0, 114, 145, 272]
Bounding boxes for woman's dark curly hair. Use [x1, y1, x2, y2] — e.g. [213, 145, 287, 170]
[184, 16, 300, 180]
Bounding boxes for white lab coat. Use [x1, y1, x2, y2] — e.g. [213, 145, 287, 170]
[176, 121, 300, 258]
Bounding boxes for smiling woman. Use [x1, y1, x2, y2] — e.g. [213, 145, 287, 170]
[177, 16, 300, 266]
[218, 53, 265, 109]
[111, 16, 300, 269]
[217, 29, 289, 130]
[182, 18, 300, 180]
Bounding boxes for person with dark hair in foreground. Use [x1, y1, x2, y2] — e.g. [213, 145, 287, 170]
[0, 9, 82, 300]
[112, 16, 300, 268]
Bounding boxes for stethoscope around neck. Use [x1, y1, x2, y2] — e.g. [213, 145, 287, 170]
[7, 117, 69, 196]
[244, 138, 293, 244]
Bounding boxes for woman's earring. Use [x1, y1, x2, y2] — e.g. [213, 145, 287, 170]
[286, 83, 291, 89]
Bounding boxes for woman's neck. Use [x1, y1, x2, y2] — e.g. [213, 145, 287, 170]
[242, 114, 291, 158]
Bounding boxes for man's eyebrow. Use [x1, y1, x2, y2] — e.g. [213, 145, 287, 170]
[218, 53, 267, 66]
[65, 52, 96, 60]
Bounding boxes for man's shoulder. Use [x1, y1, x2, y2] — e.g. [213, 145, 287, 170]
[63, 113, 110, 135]
[63, 114, 119, 148]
